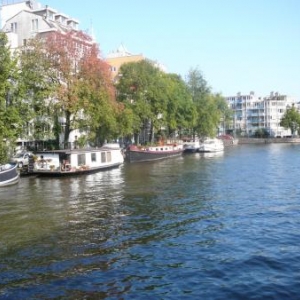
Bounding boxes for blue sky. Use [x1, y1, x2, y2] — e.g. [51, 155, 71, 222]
[45, 0, 300, 100]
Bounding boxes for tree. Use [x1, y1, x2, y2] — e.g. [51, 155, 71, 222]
[116, 60, 168, 144]
[19, 38, 59, 146]
[0, 33, 24, 163]
[163, 73, 196, 138]
[280, 106, 300, 136]
[19, 31, 117, 147]
[186, 67, 223, 138]
[43, 30, 95, 145]
[77, 44, 121, 145]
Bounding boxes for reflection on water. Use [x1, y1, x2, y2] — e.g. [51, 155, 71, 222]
[1, 144, 300, 299]
[200, 151, 224, 159]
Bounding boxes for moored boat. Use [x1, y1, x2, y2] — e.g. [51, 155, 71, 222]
[198, 138, 224, 153]
[183, 140, 200, 153]
[31, 144, 124, 177]
[125, 143, 183, 163]
[0, 163, 19, 187]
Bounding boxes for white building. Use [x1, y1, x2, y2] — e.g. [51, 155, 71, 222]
[1, 0, 80, 49]
[226, 91, 297, 137]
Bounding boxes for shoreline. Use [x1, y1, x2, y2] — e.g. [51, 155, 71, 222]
[236, 137, 300, 145]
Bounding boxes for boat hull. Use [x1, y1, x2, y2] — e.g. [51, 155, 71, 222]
[0, 164, 19, 187]
[183, 141, 200, 154]
[33, 162, 123, 177]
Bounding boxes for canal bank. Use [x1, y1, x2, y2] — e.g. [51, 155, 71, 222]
[237, 137, 300, 144]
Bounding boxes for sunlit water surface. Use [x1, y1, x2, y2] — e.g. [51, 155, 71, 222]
[1, 143, 300, 299]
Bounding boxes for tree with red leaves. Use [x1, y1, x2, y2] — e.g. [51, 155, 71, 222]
[19, 30, 118, 148]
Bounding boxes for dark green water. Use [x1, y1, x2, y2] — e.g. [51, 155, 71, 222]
[1, 144, 300, 299]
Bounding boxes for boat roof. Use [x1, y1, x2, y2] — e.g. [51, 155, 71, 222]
[35, 146, 120, 155]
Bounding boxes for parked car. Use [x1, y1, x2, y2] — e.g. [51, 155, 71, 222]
[10, 152, 32, 168]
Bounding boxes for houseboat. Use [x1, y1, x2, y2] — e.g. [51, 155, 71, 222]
[32, 144, 124, 177]
[125, 143, 184, 163]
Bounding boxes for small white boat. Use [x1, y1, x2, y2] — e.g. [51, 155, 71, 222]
[0, 163, 19, 187]
[32, 144, 124, 176]
[198, 138, 224, 153]
[183, 140, 200, 153]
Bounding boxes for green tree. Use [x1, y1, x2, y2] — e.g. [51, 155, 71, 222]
[0, 33, 24, 163]
[116, 60, 168, 144]
[19, 38, 58, 146]
[280, 105, 300, 136]
[186, 67, 222, 138]
[163, 73, 196, 138]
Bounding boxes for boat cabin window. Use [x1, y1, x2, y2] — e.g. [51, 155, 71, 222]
[101, 152, 106, 163]
[91, 153, 96, 162]
[78, 154, 86, 165]
[100, 152, 112, 163]
[107, 152, 112, 162]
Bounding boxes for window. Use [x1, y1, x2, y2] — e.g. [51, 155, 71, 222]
[101, 152, 106, 163]
[107, 152, 112, 162]
[78, 154, 86, 165]
[10, 22, 17, 33]
[91, 153, 96, 162]
[31, 19, 38, 31]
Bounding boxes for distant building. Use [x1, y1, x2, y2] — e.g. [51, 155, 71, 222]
[226, 91, 297, 137]
[106, 44, 144, 81]
[106, 43, 167, 82]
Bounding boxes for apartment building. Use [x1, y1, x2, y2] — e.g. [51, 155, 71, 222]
[0, 0, 81, 50]
[226, 91, 296, 137]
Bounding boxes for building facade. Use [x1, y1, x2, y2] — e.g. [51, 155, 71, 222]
[226, 91, 297, 137]
[106, 43, 167, 82]
[105, 44, 144, 81]
[1, 0, 80, 49]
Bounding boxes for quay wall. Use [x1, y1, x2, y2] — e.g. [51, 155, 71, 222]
[237, 137, 300, 144]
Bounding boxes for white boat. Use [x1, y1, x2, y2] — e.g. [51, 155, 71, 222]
[198, 138, 224, 153]
[183, 140, 201, 153]
[0, 163, 19, 187]
[32, 144, 124, 176]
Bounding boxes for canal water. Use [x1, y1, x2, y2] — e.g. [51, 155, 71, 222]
[0, 143, 300, 299]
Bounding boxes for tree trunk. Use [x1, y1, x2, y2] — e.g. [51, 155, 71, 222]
[64, 110, 72, 146]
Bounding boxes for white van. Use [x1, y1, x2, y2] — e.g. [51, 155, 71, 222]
[10, 152, 32, 168]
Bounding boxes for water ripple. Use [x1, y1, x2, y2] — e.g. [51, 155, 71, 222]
[1, 144, 300, 299]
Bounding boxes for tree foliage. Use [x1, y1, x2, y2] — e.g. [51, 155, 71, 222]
[186, 67, 227, 138]
[0, 33, 24, 163]
[19, 31, 117, 147]
[116, 60, 167, 143]
[77, 44, 121, 145]
[280, 105, 300, 136]
[4, 30, 234, 152]
[116, 60, 199, 144]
